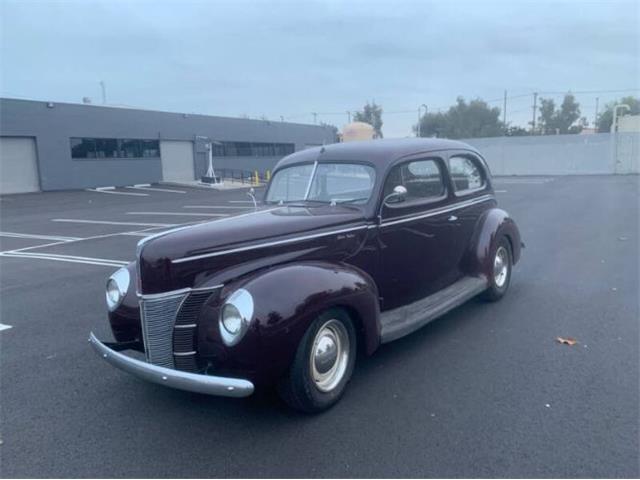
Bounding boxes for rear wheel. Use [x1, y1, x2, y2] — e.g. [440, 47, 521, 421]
[481, 237, 512, 302]
[278, 308, 356, 413]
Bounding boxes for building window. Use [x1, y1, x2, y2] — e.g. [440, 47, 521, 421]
[211, 141, 295, 157]
[70, 138, 160, 159]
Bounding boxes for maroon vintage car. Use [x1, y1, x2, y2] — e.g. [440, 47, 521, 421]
[90, 138, 522, 412]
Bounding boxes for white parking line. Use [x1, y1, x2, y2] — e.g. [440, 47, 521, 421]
[126, 212, 229, 217]
[118, 232, 156, 237]
[126, 186, 186, 194]
[228, 200, 255, 204]
[0, 251, 128, 268]
[86, 188, 149, 197]
[0, 324, 12, 332]
[0, 231, 82, 242]
[495, 190, 508, 193]
[7, 251, 129, 264]
[182, 205, 251, 209]
[52, 219, 178, 227]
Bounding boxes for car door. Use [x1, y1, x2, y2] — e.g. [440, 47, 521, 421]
[376, 156, 459, 311]
[445, 151, 496, 277]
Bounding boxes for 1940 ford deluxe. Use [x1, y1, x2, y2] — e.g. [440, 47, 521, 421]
[90, 138, 522, 412]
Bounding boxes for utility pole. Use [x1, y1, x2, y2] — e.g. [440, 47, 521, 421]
[347, 111, 351, 123]
[312, 112, 318, 124]
[594, 97, 599, 129]
[531, 92, 538, 134]
[100, 81, 107, 104]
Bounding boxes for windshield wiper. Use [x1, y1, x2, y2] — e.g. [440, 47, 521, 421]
[334, 197, 369, 204]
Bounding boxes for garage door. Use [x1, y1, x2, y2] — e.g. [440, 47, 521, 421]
[160, 140, 195, 183]
[0, 137, 40, 194]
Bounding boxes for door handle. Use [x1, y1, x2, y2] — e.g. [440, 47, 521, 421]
[448, 215, 458, 222]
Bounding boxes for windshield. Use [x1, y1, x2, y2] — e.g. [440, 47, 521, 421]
[266, 163, 376, 205]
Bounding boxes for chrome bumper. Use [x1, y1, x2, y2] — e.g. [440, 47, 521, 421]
[88, 332, 254, 398]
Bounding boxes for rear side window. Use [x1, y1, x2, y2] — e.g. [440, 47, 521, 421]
[448, 156, 485, 193]
[383, 159, 445, 202]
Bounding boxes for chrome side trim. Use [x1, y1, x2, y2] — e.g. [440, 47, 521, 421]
[173, 351, 197, 356]
[380, 195, 494, 228]
[174, 323, 197, 329]
[172, 224, 369, 264]
[89, 332, 254, 398]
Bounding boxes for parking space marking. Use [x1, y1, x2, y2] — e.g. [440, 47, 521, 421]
[0, 324, 12, 332]
[0, 231, 82, 242]
[228, 200, 255, 204]
[495, 190, 508, 193]
[118, 232, 157, 237]
[126, 186, 186, 194]
[52, 219, 178, 227]
[493, 178, 555, 185]
[126, 212, 229, 217]
[86, 188, 149, 197]
[0, 251, 128, 268]
[182, 205, 251, 209]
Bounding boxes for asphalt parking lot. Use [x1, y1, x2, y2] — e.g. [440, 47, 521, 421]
[1, 176, 638, 478]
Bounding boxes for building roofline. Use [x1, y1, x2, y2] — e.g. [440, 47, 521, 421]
[0, 96, 328, 130]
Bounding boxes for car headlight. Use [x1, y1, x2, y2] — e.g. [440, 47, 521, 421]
[219, 288, 254, 346]
[105, 267, 130, 312]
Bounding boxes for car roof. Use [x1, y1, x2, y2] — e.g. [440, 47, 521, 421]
[275, 138, 480, 171]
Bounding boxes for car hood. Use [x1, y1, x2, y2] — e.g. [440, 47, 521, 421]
[138, 205, 370, 294]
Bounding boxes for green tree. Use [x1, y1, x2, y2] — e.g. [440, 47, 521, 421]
[415, 97, 503, 139]
[537, 93, 581, 134]
[597, 96, 640, 132]
[353, 102, 383, 138]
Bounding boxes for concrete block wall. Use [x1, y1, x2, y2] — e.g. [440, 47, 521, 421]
[461, 132, 639, 175]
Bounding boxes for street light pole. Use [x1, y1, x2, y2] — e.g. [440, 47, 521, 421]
[611, 104, 630, 173]
[417, 104, 427, 137]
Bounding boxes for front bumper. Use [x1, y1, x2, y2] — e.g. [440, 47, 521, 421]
[88, 332, 254, 398]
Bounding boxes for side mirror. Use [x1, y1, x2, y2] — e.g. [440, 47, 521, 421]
[385, 185, 407, 204]
[378, 185, 407, 224]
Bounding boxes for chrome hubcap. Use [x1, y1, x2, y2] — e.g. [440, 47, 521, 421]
[493, 246, 509, 288]
[310, 319, 349, 392]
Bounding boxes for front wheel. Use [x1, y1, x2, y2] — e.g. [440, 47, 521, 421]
[278, 308, 356, 413]
[481, 237, 512, 302]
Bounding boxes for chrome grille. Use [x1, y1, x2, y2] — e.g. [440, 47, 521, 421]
[140, 292, 187, 368]
[172, 290, 215, 372]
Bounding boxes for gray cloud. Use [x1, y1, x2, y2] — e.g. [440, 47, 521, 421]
[1, 0, 637, 137]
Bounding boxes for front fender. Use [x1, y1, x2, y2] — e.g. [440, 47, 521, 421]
[463, 208, 522, 279]
[199, 261, 380, 385]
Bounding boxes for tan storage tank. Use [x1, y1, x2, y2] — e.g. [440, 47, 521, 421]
[342, 122, 375, 142]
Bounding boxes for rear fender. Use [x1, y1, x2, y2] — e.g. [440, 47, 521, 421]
[463, 208, 522, 278]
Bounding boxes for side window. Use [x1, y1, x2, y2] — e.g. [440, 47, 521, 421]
[448, 156, 485, 193]
[384, 159, 445, 202]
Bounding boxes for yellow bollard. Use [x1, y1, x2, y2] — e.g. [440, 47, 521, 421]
[253, 170, 259, 186]
[266, 170, 271, 182]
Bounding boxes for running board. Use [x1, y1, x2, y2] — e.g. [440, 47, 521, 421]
[380, 275, 488, 343]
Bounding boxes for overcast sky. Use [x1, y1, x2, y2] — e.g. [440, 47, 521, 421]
[1, 0, 638, 137]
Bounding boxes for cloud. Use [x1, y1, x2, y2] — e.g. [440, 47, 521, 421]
[1, 0, 637, 137]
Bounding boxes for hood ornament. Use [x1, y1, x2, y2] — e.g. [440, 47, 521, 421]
[247, 187, 258, 211]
